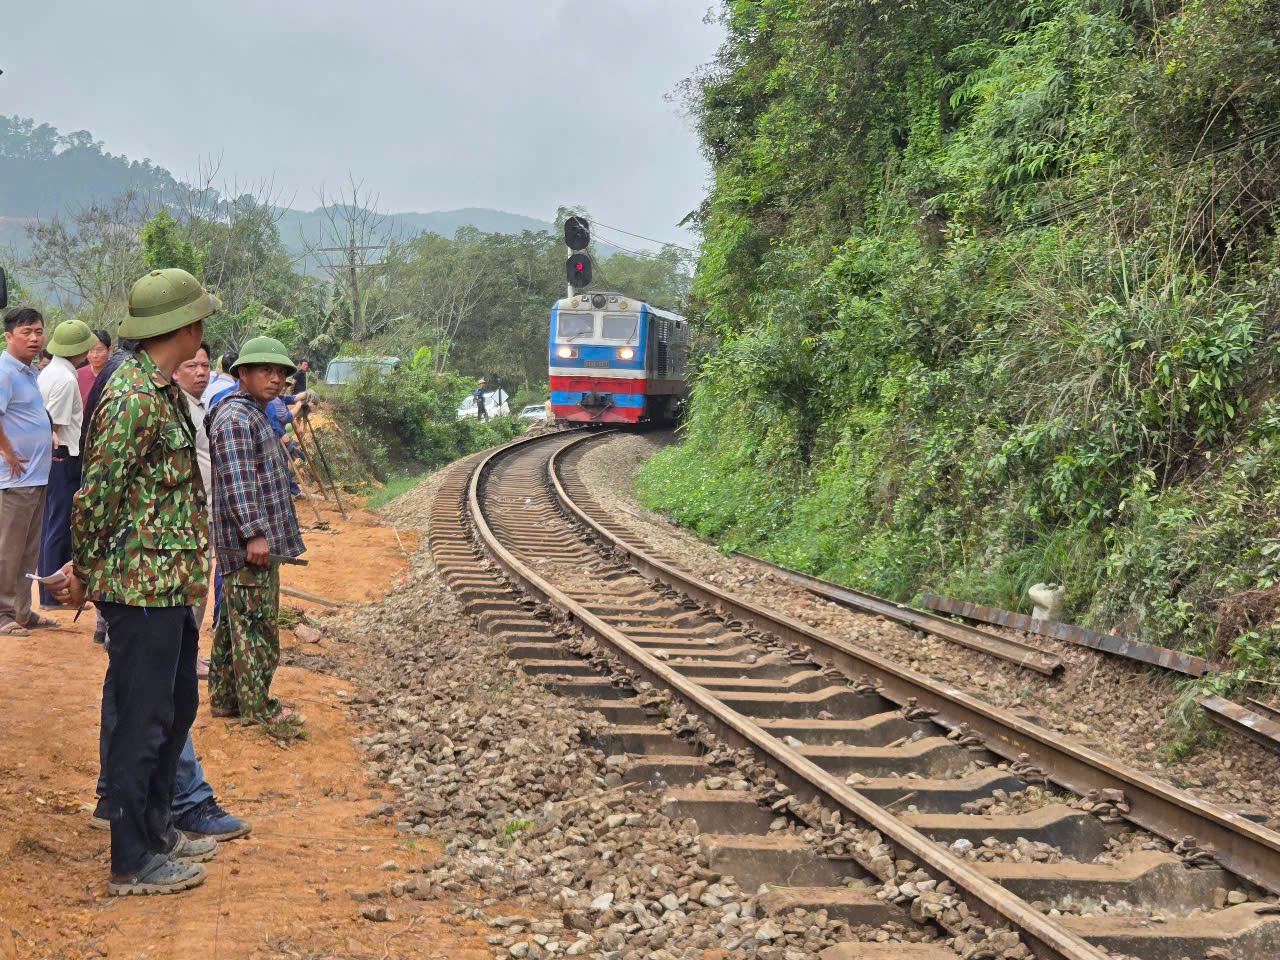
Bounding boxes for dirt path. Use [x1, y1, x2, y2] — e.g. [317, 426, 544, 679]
[0, 493, 489, 960]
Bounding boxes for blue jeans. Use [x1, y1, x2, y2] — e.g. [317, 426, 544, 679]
[96, 628, 213, 821]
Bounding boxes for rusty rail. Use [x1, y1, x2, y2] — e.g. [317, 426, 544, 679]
[547, 437, 1280, 897]
[920, 593, 1210, 678]
[734, 553, 1063, 676]
[1198, 695, 1280, 755]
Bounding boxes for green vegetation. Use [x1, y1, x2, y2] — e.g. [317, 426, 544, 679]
[643, 0, 1280, 725]
[363, 470, 437, 511]
[2, 119, 691, 482]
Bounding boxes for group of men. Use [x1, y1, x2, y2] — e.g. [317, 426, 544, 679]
[0, 267, 309, 895]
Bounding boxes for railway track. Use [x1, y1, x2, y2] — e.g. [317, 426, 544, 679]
[429, 429, 1280, 960]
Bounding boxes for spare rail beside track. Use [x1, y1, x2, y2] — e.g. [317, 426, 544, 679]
[920, 593, 1210, 678]
[733, 553, 1064, 676]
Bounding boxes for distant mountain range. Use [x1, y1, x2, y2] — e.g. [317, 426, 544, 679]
[0, 115, 629, 277]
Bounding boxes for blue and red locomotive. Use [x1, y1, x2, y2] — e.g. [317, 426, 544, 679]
[548, 291, 689, 424]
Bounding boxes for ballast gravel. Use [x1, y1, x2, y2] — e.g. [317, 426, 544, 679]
[575, 432, 1280, 826]
[302, 452, 1251, 960]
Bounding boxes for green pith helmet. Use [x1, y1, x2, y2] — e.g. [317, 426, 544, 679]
[46, 318, 98, 358]
[118, 268, 221, 339]
[231, 336, 296, 374]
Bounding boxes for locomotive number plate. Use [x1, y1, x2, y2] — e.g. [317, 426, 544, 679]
[583, 360, 611, 368]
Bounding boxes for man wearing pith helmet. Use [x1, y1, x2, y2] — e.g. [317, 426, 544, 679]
[36, 319, 97, 609]
[207, 336, 306, 726]
[55, 268, 220, 895]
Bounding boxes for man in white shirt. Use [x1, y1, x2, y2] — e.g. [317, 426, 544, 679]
[173, 341, 214, 656]
[36, 319, 95, 608]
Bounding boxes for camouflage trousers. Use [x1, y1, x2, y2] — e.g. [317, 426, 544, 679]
[208, 564, 281, 722]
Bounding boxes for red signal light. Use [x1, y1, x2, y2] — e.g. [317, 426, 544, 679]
[566, 253, 592, 287]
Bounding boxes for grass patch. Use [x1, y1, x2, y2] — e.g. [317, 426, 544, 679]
[363, 468, 432, 510]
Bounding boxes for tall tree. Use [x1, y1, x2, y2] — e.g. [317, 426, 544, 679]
[302, 175, 397, 341]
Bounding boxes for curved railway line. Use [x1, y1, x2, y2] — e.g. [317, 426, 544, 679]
[428, 429, 1280, 960]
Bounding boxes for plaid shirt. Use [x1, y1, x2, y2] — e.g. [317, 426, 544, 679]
[207, 391, 304, 576]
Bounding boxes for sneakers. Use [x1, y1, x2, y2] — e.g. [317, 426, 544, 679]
[108, 853, 206, 896]
[164, 830, 219, 863]
[174, 797, 252, 841]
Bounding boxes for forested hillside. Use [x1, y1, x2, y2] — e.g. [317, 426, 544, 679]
[0, 115, 617, 270]
[642, 0, 1280, 722]
[0, 114, 691, 477]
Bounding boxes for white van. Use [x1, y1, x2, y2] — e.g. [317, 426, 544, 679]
[456, 388, 510, 419]
[324, 356, 400, 385]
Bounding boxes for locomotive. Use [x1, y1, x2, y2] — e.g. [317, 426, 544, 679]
[548, 291, 688, 424]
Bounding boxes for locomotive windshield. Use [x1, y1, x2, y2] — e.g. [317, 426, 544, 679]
[558, 312, 594, 340]
[602, 314, 639, 342]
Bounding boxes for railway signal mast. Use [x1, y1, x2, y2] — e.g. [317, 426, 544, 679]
[565, 215, 592, 295]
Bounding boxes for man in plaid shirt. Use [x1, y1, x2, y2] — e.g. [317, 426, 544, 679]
[207, 337, 305, 723]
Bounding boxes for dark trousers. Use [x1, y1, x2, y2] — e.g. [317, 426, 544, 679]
[38, 454, 80, 606]
[99, 603, 199, 875]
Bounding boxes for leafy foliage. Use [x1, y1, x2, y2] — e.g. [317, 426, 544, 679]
[646, 0, 1280, 735]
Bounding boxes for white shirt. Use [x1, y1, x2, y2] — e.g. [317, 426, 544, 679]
[37, 355, 83, 457]
[183, 389, 212, 501]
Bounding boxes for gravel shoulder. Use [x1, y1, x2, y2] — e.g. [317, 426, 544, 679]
[576, 431, 1280, 826]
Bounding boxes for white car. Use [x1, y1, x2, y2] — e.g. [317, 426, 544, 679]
[519, 403, 548, 422]
[324, 356, 399, 385]
[457, 388, 510, 419]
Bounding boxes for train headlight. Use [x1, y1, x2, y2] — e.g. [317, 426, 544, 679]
[617, 347, 635, 360]
[556, 346, 577, 359]
[619, 300, 628, 310]
[591, 293, 607, 309]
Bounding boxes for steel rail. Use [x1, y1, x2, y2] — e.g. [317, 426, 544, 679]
[1197, 695, 1280, 755]
[548, 435, 1280, 897]
[920, 593, 1209, 677]
[734, 552, 1063, 676]
[467, 434, 1109, 960]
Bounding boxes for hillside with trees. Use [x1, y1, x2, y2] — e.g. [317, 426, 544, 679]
[0, 114, 691, 476]
[641, 0, 1280, 735]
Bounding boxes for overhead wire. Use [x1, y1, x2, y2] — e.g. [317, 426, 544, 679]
[588, 219, 698, 255]
[595, 236, 686, 262]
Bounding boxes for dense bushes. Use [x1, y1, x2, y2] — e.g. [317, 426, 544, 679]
[334, 361, 521, 480]
[643, 0, 1280, 732]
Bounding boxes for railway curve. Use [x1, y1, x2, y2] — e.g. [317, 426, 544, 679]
[428, 428, 1280, 960]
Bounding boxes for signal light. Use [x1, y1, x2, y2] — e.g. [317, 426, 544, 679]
[567, 253, 592, 288]
[564, 216, 590, 251]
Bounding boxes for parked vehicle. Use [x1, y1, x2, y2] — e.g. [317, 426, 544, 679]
[324, 356, 399, 385]
[518, 403, 548, 422]
[456, 388, 510, 419]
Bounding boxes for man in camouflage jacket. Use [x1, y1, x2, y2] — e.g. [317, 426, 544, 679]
[207, 336, 305, 724]
[58, 269, 222, 896]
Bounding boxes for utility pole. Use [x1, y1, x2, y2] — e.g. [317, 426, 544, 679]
[316, 242, 386, 341]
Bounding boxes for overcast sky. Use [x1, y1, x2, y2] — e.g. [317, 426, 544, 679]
[3, 1, 721, 248]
